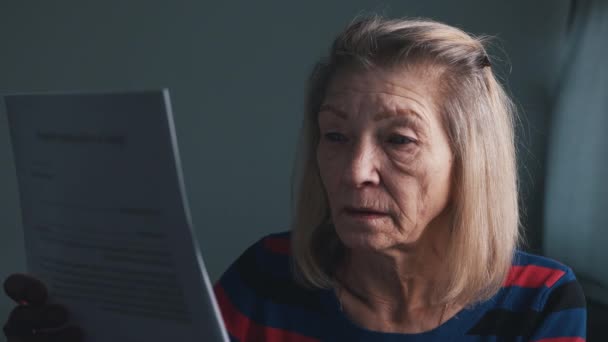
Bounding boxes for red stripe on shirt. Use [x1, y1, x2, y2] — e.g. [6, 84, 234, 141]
[533, 337, 585, 342]
[504, 265, 566, 288]
[263, 236, 291, 255]
[214, 284, 318, 342]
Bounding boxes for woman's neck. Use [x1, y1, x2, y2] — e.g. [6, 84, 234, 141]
[341, 242, 446, 307]
[335, 220, 459, 333]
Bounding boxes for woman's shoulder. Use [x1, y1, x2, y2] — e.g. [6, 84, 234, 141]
[502, 250, 585, 311]
[240, 230, 294, 277]
[214, 230, 323, 310]
[214, 231, 327, 341]
[469, 250, 586, 339]
[508, 249, 580, 289]
[501, 250, 585, 316]
[216, 230, 295, 286]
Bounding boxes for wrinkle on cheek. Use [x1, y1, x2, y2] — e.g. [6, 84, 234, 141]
[383, 174, 417, 233]
[416, 177, 431, 226]
[387, 159, 431, 238]
[388, 144, 422, 173]
[391, 155, 419, 175]
[397, 209, 416, 235]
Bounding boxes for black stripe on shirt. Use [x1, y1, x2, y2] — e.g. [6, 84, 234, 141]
[467, 280, 586, 336]
[543, 279, 586, 312]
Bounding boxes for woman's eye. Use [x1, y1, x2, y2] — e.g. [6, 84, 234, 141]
[388, 134, 415, 145]
[324, 132, 347, 142]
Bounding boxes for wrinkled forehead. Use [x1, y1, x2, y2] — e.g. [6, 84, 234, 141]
[321, 64, 443, 124]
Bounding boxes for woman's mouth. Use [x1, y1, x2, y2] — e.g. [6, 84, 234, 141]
[344, 207, 389, 219]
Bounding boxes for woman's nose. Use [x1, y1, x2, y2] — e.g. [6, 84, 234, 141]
[343, 141, 381, 187]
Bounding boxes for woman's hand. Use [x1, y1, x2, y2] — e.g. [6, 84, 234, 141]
[3, 273, 83, 342]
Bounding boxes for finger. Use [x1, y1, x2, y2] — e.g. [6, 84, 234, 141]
[5, 304, 69, 334]
[39, 304, 70, 329]
[3, 320, 34, 342]
[5, 306, 38, 337]
[4, 274, 48, 306]
[6, 304, 69, 331]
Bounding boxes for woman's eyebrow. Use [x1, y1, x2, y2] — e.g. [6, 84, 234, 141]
[318, 104, 348, 119]
[318, 104, 428, 132]
[374, 109, 428, 131]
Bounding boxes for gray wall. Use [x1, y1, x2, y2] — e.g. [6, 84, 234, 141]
[0, 0, 570, 325]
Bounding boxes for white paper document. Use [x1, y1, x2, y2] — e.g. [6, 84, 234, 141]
[4, 90, 230, 342]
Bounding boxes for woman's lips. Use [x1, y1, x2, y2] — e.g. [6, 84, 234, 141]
[344, 207, 389, 219]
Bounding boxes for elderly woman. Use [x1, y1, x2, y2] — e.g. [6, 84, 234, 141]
[213, 16, 587, 341]
[4, 16, 586, 341]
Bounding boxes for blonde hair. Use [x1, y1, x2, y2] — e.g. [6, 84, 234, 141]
[291, 16, 520, 307]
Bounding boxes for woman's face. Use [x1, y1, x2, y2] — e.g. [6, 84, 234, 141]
[317, 65, 454, 253]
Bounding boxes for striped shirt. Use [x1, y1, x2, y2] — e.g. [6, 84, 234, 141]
[214, 232, 586, 341]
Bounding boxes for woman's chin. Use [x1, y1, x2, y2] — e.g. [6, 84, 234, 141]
[334, 222, 399, 251]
